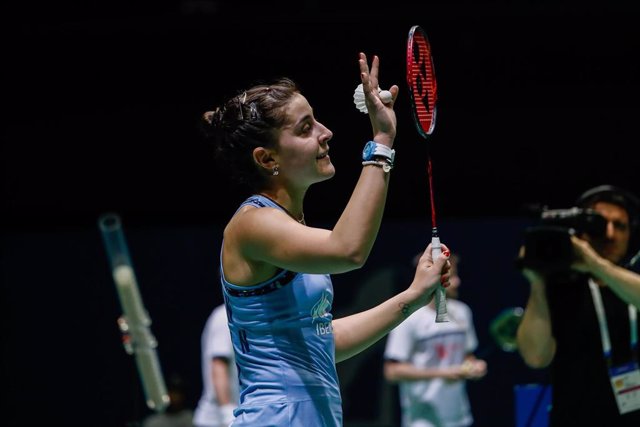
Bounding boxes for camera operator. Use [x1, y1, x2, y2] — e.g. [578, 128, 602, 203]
[516, 184, 640, 426]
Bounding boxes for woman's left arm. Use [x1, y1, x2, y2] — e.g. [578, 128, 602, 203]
[333, 247, 449, 362]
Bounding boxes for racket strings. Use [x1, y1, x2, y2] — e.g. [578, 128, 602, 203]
[408, 38, 437, 135]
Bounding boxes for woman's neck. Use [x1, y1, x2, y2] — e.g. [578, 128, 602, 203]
[258, 190, 305, 224]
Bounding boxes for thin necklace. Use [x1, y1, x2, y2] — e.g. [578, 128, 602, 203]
[258, 193, 305, 225]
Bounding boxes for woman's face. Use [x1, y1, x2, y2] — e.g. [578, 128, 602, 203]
[274, 93, 334, 188]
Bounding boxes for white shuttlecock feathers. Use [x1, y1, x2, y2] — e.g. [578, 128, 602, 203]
[353, 83, 392, 113]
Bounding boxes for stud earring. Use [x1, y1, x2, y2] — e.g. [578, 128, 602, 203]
[272, 165, 279, 176]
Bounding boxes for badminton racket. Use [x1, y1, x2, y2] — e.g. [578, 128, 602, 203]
[406, 24, 449, 322]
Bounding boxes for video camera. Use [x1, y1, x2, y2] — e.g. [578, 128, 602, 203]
[517, 207, 607, 274]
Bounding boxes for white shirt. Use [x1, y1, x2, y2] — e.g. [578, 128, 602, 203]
[384, 299, 478, 427]
[193, 304, 239, 427]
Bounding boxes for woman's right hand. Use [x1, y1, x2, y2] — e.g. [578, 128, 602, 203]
[358, 52, 399, 147]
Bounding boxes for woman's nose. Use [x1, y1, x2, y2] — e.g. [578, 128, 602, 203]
[318, 122, 333, 144]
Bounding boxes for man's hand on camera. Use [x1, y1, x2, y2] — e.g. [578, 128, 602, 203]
[570, 235, 600, 274]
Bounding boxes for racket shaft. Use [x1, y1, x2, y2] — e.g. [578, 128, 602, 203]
[431, 235, 449, 322]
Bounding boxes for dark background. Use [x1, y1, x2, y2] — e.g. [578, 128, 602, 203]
[4, 0, 640, 227]
[2, 1, 639, 426]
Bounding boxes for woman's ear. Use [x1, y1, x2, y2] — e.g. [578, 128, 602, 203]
[252, 147, 276, 172]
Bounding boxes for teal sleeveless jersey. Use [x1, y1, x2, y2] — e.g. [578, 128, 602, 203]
[221, 195, 343, 426]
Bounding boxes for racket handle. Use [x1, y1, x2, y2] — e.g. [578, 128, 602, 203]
[431, 234, 449, 323]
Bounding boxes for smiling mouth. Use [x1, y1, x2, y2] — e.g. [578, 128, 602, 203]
[316, 152, 329, 160]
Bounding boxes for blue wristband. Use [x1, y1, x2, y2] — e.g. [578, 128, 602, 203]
[362, 141, 395, 164]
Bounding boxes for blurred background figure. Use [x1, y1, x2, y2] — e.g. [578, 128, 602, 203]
[516, 185, 640, 426]
[193, 304, 238, 427]
[143, 373, 194, 427]
[384, 253, 487, 427]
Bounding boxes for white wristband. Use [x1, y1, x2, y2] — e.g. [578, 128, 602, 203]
[362, 160, 393, 173]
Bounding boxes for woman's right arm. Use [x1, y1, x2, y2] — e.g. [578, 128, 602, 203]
[325, 52, 400, 268]
[229, 53, 401, 276]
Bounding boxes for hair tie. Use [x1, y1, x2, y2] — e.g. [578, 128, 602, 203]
[249, 102, 259, 120]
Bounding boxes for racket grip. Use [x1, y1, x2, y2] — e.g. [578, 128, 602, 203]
[431, 235, 449, 323]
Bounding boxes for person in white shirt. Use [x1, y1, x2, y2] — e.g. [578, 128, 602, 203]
[193, 304, 239, 427]
[384, 253, 487, 427]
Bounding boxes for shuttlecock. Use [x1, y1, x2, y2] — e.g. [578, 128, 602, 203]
[353, 84, 393, 113]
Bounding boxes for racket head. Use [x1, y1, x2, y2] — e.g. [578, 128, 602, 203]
[407, 25, 438, 139]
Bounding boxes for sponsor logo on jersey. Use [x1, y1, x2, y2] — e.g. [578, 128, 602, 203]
[311, 290, 333, 335]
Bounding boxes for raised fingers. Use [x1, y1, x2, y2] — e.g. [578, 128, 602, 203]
[368, 54, 379, 87]
[358, 52, 370, 86]
[358, 52, 380, 93]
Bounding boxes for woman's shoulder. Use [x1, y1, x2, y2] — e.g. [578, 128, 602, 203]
[227, 203, 287, 233]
